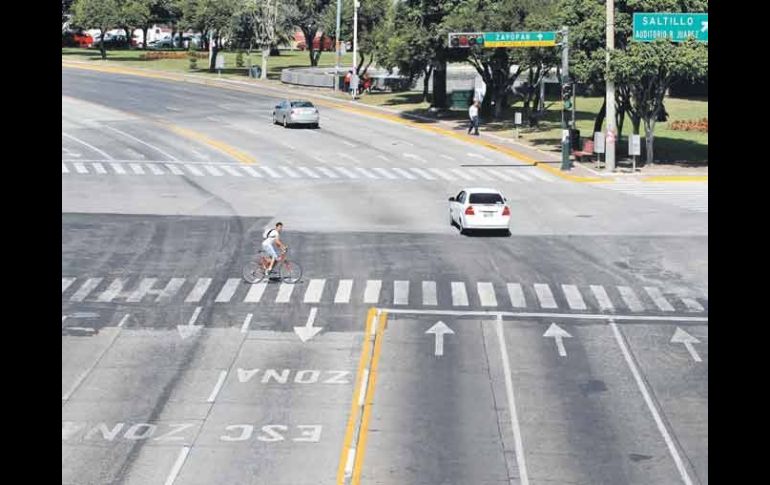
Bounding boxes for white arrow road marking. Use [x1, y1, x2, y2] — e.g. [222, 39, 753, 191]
[177, 306, 204, 339]
[543, 323, 572, 357]
[701, 21, 708, 32]
[425, 321, 454, 356]
[294, 307, 323, 342]
[670, 327, 702, 362]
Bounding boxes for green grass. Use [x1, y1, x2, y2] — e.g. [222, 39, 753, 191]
[62, 47, 354, 80]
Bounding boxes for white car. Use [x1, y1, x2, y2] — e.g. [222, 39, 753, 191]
[448, 188, 511, 234]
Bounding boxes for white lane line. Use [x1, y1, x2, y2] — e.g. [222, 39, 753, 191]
[240, 166, 263, 177]
[62, 277, 76, 294]
[147, 163, 165, 175]
[241, 313, 253, 333]
[681, 297, 704, 312]
[129, 163, 145, 175]
[339, 152, 359, 164]
[188, 306, 202, 325]
[403, 152, 427, 163]
[215, 278, 241, 302]
[468, 167, 494, 180]
[506, 283, 526, 308]
[394, 280, 410, 305]
[451, 282, 469, 306]
[165, 163, 184, 175]
[482, 167, 515, 182]
[344, 448, 356, 478]
[358, 368, 370, 407]
[391, 167, 416, 180]
[427, 168, 455, 180]
[92, 162, 107, 174]
[206, 370, 228, 402]
[220, 165, 244, 177]
[509, 170, 534, 182]
[297, 166, 320, 178]
[372, 167, 397, 179]
[397, 140, 414, 146]
[450, 168, 474, 180]
[73, 162, 88, 174]
[260, 166, 282, 178]
[441, 154, 456, 161]
[276, 283, 294, 303]
[477, 282, 497, 307]
[467, 152, 491, 161]
[335, 279, 353, 303]
[203, 164, 223, 176]
[422, 281, 438, 306]
[70, 278, 103, 302]
[62, 163, 69, 173]
[410, 167, 436, 180]
[618, 286, 644, 312]
[97, 278, 127, 302]
[495, 315, 530, 485]
[304, 279, 326, 303]
[377, 154, 391, 162]
[185, 278, 212, 302]
[244, 282, 267, 302]
[355, 167, 379, 179]
[534, 283, 558, 309]
[280, 166, 300, 178]
[62, 324, 123, 401]
[108, 162, 127, 174]
[316, 166, 339, 178]
[364, 280, 382, 304]
[644, 287, 676, 312]
[105, 125, 179, 161]
[562, 284, 587, 310]
[313, 155, 330, 165]
[157, 278, 186, 302]
[184, 164, 204, 176]
[164, 446, 191, 485]
[527, 169, 553, 182]
[335, 166, 359, 178]
[62, 132, 114, 160]
[342, 140, 357, 148]
[591, 285, 614, 311]
[610, 321, 694, 485]
[118, 314, 131, 327]
[379, 308, 708, 322]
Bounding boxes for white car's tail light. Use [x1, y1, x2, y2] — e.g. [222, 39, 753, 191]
[465, 206, 475, 215]
[502, 206, 510, 216]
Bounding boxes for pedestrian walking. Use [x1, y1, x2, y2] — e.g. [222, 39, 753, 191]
[468, 99, 480, 135]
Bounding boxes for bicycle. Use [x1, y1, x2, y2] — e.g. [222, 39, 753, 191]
[242, 247, 303, 284]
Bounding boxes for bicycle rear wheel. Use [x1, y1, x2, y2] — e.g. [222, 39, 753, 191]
[242, 261, 266, 283]
[279, 260, 303, 284]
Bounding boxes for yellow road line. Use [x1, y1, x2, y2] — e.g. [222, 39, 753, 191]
[351, 310, 387, 485]
[164, 124, 256, 164]
[337, 308, 376, 484]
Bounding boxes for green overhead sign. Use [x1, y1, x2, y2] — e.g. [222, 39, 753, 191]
[633, 13, 708, 42]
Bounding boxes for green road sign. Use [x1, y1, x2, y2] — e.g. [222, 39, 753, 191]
[633, 13, 708, 42]
[483, 31, 556, 48]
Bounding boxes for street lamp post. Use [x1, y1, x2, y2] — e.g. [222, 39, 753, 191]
[352, 0, 359, 99]
[605, 0, 616, 171]
[334, 0, 341, 92]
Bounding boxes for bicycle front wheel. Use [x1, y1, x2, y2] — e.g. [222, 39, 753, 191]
[242, 261, 266, 284]
[279, 260, 303, 284]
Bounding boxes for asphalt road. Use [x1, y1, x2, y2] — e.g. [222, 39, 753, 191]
[62, 66, 708, 485]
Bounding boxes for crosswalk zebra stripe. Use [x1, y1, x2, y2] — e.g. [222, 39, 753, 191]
[534, 283, 557, 309]
[477, 282, 497, 307]
[391, 167, 416, 180]
[185, 278, 212, 302]
[304, 279, 326, 303]
[97, 278, 127, 302]
[203, 165, 223, 176]
[335, 279, 353, 303]
[509, 170, 534, 182]
[422, 281, 438, 306]
[92, 162, 107, 174]
[280, 166, 300, 178]
[244, 282, 267, 302]
[127, 278, 158, 302]
[644, 287, 675, 312]
[428, 168, 455, 180]
[110, 162, 127, 174]
[364, 280, 382, 303]
[469, 168, 494, 180]
[526, 170, 551, 182]
[146, 163, 164, 175]
[165, 163, 184, 175]
[451, 282, 469, 306]
[74, 162, 88, 174]
[221, 165, 243, 177]
[316, 166, 338, 178]
[506, 283, 526, 308]
[482, 167, 514, 181]
[681, 297, 704, 312]
[242, 166, 263, 177]
[62, 277, 76, 294]
[562, 284, 587, 310]
[394, 280, 410, 305]
[450, 168, 474, 180]
[129, 163, 145, 175]
[590, 285, 614, 311]
[276, 283, 294, 303]
[297, 167, 320, 178]
[157, 278, 186, 302]
[618, 286, 644, 312]
[260, 166, 282, 178]
[184, 164, 204, 176]
[355, 167, 378, 179]
[410, 167, 436, 180]
[335, 167, 358, 178]
[215, 278, 241, 302]
[373, 168, 397, 180]
[70, 278, 103, 302]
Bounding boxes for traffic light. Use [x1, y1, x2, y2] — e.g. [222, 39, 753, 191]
[448, 33, 485, 48]
[561, 82, 573, 110]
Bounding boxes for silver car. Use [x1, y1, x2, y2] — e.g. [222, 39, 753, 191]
[272, 100, 320, 128]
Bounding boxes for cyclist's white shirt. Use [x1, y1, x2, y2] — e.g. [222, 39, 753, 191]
[262, 228, 279, 249]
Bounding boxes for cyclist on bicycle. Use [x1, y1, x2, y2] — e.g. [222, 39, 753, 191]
[262, 222, 286, 274]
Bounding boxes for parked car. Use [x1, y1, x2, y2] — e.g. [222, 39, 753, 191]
[272, 100, 320, 128]
[62, 31, 93, 48]
[92, 33, 128, 49]
[448, 188, 511, 234]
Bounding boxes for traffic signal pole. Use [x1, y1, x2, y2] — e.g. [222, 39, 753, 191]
[560, 26, 571, 171]
[605, 0, 616, 171]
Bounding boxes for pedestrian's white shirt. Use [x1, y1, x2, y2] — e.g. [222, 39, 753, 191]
[469, 105, 479, 118]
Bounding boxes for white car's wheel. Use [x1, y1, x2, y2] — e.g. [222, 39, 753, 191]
[283, 116, 288, 128]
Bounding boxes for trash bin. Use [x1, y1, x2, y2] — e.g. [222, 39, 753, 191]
[449, 90, 474, 110]
[249, 66, 261, 78]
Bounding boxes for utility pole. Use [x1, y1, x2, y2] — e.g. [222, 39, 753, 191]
[333, 0, 341, 92]
[351, 0, 359, 99]
[560, 26, 571, 171]
[606, 0, 616, 171]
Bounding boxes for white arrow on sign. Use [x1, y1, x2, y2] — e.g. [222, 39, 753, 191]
[425, 321, 454, 357]
[701, 21, 708, 33]
[294, 307, 323, 342]
[670, 327, 702, 362]
[537, 33, 543, 40]
[177, 306, 204, 339]
[543, 323, 572, 357]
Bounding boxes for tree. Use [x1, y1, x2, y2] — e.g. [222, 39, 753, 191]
[63, 0, 75, 26]
[119, 0, 153, 49]
[240, 0, 292, 79]
[286, 0, 332, 67]
[610, 38, 707, 164]
[181, 0, 238, 70]
[72, 0, 121, 59]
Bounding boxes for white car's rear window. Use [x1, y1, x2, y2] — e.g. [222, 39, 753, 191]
[469, 193, 503, 204]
